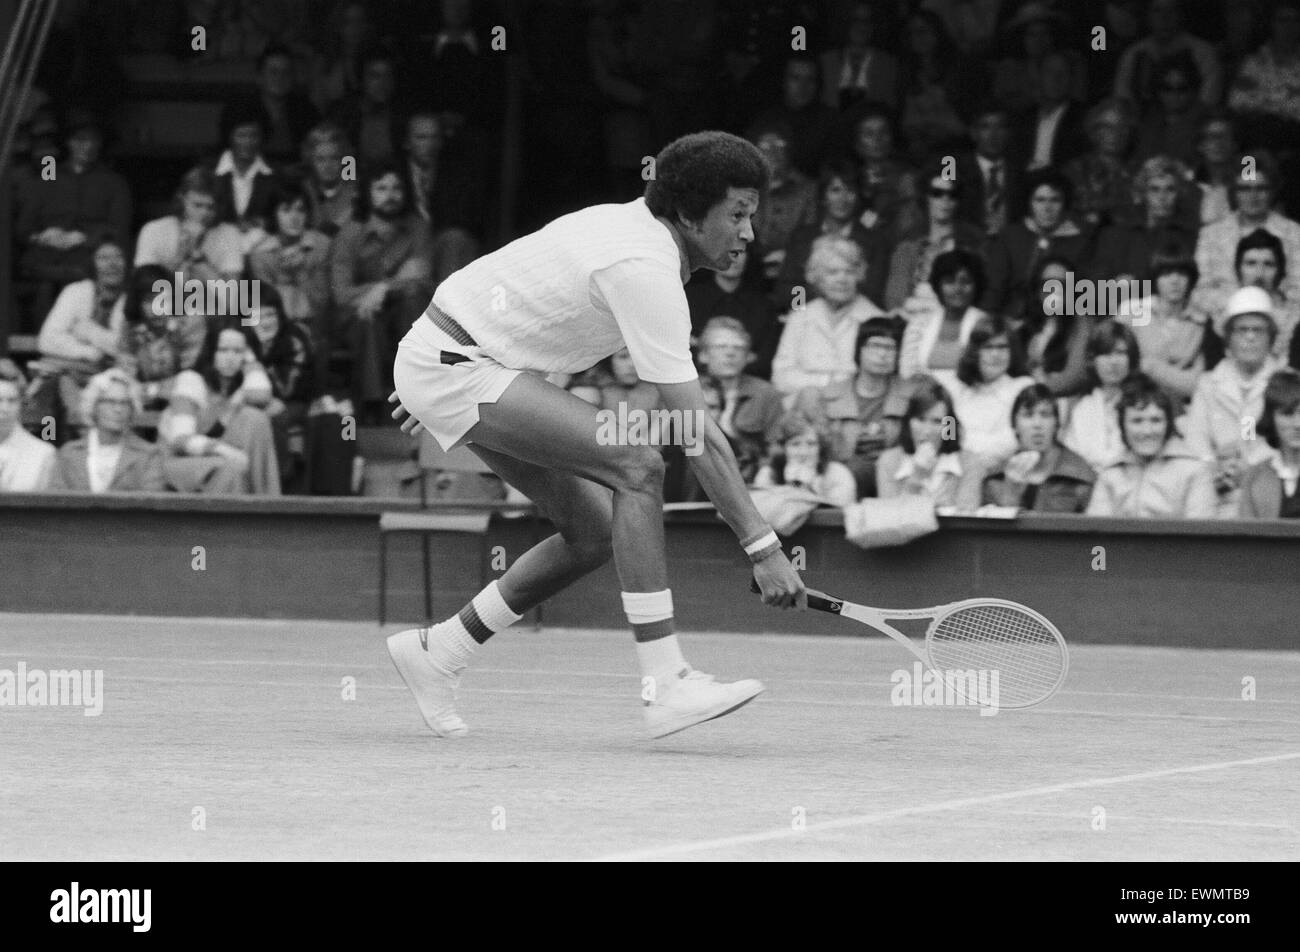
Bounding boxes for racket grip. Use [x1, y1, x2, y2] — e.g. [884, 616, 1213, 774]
[749, 578, 843, 614]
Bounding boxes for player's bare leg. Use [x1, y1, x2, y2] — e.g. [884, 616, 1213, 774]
[386, 449, 614, 737]
[391, 373, 762, 738]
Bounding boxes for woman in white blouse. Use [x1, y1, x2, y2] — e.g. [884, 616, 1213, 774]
[948, 314, 1035, 471]
[771, 235, 885, 401]
[897, 247, 989, 394]
[1060, 319, 1141, 472]
[0, 361, 55, 492]
[135, 166, 245, 286]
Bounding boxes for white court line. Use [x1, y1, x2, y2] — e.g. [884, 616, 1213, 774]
[593, 751, 1300, 861]
[0, 652, 1296, 706]
[10, 674, 1300, 725]
[7, 614, 1300, 659]
[1007, 810, 1299, 832]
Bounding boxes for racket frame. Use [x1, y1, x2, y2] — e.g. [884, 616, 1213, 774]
[801, 588, 1069, 709]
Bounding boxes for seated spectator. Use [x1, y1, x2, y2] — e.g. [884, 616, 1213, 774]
[749, 53, 841, 179]
[212, 101, 280, 248]
[47, 369, 166, 493]
[883, 164, 986, 312]
[662, 376, 732, 503]
[898, 248, 990, 394]
[1086, 373, 1216, 518]
[754, 417, 857, 507]
[248, 178, 333, 353]
[979, 382, 1096, 514]
[1008, 50, 1088, 173]
[35, 239, 129, 427]
[1091, 156, 1199, 282]
[1229, 229, 1300, 363]
[564, 373, 603, 406]
[416, 0, 508, 136]
[135, 167, 245, 287]
[775, 158, 890, 313]
[158, 325, 281, 495]
[595, 347, 660, 416]
[792, 316, 908, 498]
[984, 169, 1093, 319]
[239, 42, 321, 168]
[329, 45, 406, 168]
[748, 119, 818, 279]
[771, 236, 885, 398]
[685, 245, 780, 380]
[949, 314, 1036, 470]
[1185, 287, 1285, 516]
[1227, 0, 1300, 143]
[0, 361, 56, 492]
[1192, 152, 1300, 319]
[992, 4, 1085, 115]
[1120, 245, 1213, 411]
[15, 117, 131, 318]
[696, 317, 785, 482]
[586, 1, 657, 202]
[1240, 368, 1300, 517]
[1060, 319, 1141, 472]
[1191, 110, 1240, 226]
[819, 1, 899, 113]
[330, 160, 434, 419]
[955, 103, 1022, 238]
[875, 378, 977, 509]
[1113, 0, 1223, 108]
[896, 9, 979, 163]
[1216, 228, 1300, 366]
[1062, 97, 1140, 231]
[846, 104, 921, 242]
[300, 123, 360, 238]
[248, 286, 316, 493]
[119, 264, 207, 406]
[1016, 255, 1093, 396]
[309, 1, 374, 114]
[403, 111, 482, 284]
[1134, 57, 1208, 167]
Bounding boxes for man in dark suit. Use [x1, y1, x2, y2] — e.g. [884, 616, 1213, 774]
[244, 43, 321, 169]
[402, 111, 484, 284]
[328, 46, 408, 169]
[955, 104, 1025, 235]
[1009, 50, 1089, 174]
[212, 102, 280, 235]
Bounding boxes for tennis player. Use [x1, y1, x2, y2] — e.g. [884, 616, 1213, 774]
[386, 131, 807, 739]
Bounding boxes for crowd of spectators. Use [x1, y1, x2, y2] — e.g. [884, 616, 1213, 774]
[4, 0, 1300, 524]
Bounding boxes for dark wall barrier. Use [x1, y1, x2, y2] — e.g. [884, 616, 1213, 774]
[1, 494, 1297, 648]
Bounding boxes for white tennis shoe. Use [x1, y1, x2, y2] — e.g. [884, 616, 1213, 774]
[643, 668, 765, 739]
[386, 627, 469, 738]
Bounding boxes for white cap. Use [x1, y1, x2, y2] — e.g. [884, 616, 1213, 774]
[1223, 286, 1274, 320]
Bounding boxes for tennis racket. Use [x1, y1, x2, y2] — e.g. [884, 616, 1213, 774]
[750, 580, 1068, 709]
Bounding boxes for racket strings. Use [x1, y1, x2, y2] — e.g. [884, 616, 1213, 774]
[927, 605, 1066, 707]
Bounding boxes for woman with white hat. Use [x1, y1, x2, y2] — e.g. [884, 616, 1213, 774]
[1184, 285, 1285, 515]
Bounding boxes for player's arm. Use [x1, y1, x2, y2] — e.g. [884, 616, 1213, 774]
[656, 379, 806, 609]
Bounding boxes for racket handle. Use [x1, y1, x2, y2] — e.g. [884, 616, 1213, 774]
[749, 578, 844, 615]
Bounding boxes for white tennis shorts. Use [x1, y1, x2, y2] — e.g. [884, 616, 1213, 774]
[394, 311, 529, 450]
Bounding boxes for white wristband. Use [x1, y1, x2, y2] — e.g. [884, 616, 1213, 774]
[743, 530, 779, 557]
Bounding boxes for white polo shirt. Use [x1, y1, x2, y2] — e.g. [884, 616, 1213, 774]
[432, 198, 698, 384]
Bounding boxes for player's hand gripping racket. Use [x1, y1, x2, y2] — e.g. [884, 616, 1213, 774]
[750, 580, 1068, 709]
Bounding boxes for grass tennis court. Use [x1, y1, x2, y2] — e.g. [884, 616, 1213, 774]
[1, 612, 1296, 861]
